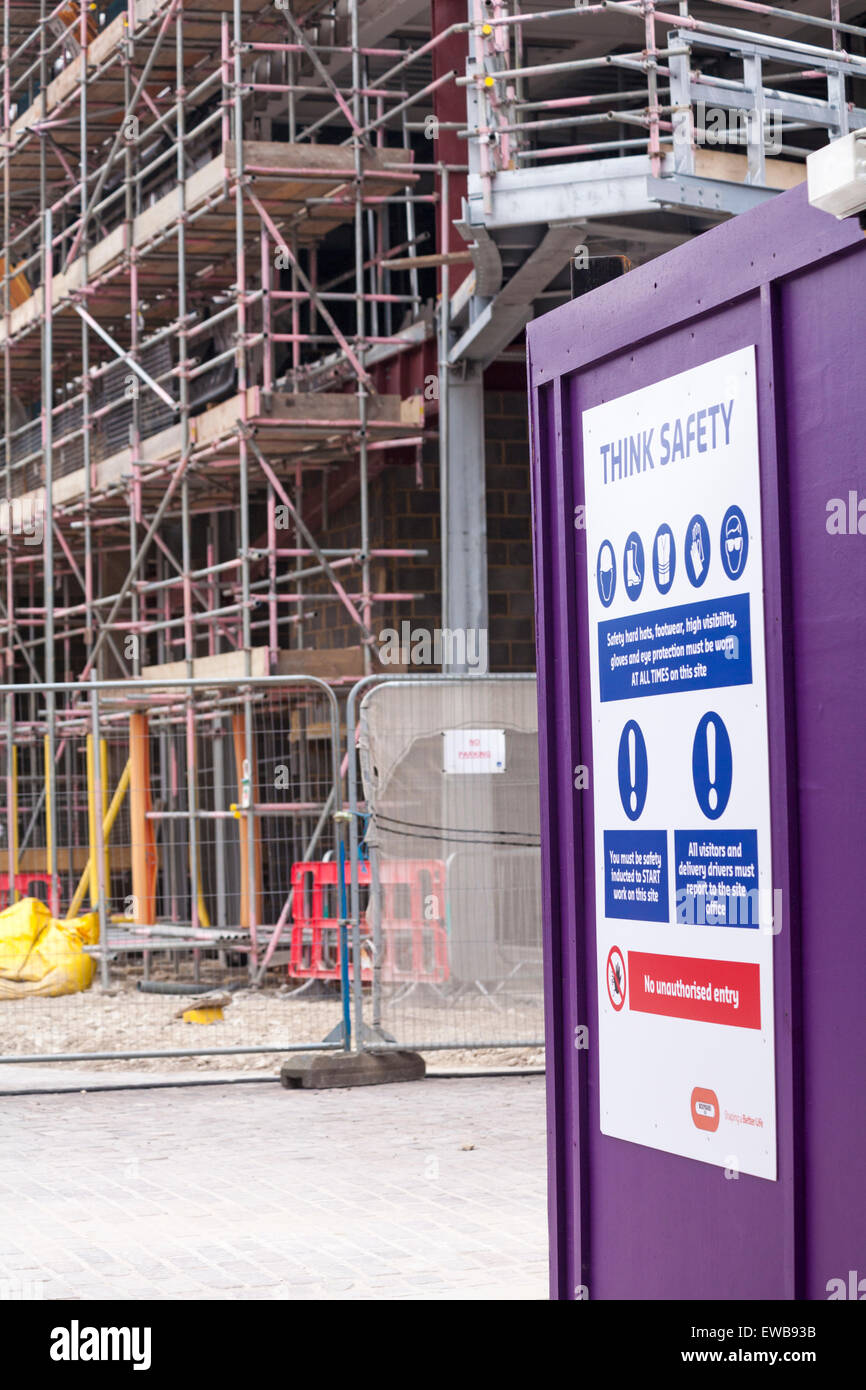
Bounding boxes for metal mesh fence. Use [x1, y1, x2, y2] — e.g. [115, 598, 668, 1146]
[0, 673, 545, 1068]
[346, 675, 544, 1056]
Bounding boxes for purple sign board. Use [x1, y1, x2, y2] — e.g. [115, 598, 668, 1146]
[527, 183, 866, 1300]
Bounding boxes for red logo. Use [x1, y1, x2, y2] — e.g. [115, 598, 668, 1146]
[691, 1087, 720, 1132]
[606, 946, 626, 1011]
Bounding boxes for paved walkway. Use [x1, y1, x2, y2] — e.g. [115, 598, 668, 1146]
[0, 1075, 547, 1300]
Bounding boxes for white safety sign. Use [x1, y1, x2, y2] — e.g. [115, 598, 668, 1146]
[582, 346, 776, 1179]
[443, 728, 506, 774]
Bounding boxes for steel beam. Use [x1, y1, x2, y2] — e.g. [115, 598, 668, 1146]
[450, 223, 581, 365]
[465, 154, 663, 229]
[646, 171, 778, 216]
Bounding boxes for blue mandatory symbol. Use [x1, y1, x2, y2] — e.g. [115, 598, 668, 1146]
[623, 531, 644, 602]
[652, 522, 676, 596]
[720, 505, 749, 581]
[618, 719, 648, 821]
[692, 711, 733, 820]
[684, 513, 711, 588]
[597, 539, 617, 608]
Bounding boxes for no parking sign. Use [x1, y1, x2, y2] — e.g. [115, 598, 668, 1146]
[582, 346, 776, 1180]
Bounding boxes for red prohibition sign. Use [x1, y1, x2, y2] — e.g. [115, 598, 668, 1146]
[606, 946, 627, 1011]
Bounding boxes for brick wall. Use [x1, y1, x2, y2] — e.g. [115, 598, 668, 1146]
[484, 390, 535, 671]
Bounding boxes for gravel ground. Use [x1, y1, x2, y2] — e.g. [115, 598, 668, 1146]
[0, 978, 544, 1073]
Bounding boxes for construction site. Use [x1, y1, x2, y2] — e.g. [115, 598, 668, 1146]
[0, 0, 863, 1069]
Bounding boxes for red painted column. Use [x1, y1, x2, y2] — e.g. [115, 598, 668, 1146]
[431, 0, 471, 295]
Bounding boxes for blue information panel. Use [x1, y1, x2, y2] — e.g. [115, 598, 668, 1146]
[674, 829, 759, 927]
[603, 830, 669, 922]
[598, 593, 752, 703]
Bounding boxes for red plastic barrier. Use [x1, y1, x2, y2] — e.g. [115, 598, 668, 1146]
[378, 859, 449, 985]
[289, 858, 449, 984]
[289, 860, 372, 982]
[0, 873, 55, 910]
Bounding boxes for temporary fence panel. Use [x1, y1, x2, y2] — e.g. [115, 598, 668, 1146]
[0, 676, 350, 1067]
[348, 675, 543, 1054]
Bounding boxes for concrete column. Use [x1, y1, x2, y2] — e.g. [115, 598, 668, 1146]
[442, 364, 488, 671]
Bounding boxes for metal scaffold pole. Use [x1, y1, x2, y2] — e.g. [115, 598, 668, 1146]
[234, 0, 258, 974]
[41, 203, 58, 914]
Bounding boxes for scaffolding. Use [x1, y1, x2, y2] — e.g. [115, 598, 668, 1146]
[0, 0, 453, 969]
[0, 0, 863, 978]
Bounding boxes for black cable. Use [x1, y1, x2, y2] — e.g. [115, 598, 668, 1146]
[371, 819, 540, 850]
[374, 812, 538, 842]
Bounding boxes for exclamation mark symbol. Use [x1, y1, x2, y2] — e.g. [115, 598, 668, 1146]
[628, 727, 637, 813]
[707, 720, 718, 812]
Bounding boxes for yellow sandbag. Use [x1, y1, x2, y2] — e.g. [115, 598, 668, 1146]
[0, 897, 98, 999]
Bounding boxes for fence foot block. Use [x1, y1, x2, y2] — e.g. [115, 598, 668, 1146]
[279, 1050, 425, 1090]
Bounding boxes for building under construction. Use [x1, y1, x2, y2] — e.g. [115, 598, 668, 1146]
[0, 0, 862, 1020]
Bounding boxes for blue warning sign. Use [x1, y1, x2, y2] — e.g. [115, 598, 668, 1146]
[692, 711, 733, 820]
[684, 513, 711, 589]
[623, 531, 645, 603]
[617, 719, 648, 821]
[652, 523, 676, 595]
[720, 504, 749, 581]
[596, 540, 617, 608]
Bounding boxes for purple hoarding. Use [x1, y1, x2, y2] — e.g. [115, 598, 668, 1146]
[527, 182, 866, 1300]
